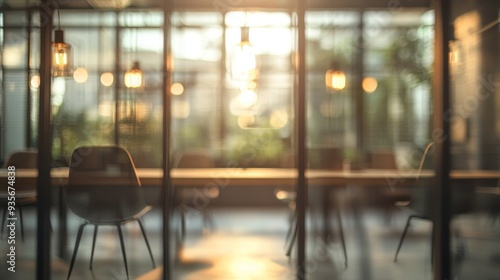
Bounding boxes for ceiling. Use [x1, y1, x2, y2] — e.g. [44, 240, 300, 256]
[1, 0, 431, 10]
[0, 0, 158, 9]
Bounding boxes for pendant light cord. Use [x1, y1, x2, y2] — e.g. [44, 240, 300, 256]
[57, 8, 61, 30]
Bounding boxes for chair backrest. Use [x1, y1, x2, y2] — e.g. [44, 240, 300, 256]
[3, 150, 38, 169]
[173, 149, 215, 168]
[3, 150, 38, 192]
[408, 142, 435, 216]
[410, 142, 474, 217]
[67, 145, 147, 223]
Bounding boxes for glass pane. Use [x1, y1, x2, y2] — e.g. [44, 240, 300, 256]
[449, 2, 500, 279]
[172, 11, 222, 26]
[364, 10, 434, 151]
[1, 27, 28, 69]
[50, 11, 164, 279]
[0, 11, 37, 280]
[169, 9, 295, 279]
[305, 8, 435, 280]
[119, 11, 163, 27]
[60, 11, 116, 27]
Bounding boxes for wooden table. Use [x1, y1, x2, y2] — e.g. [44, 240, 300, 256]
[6, 167, 500, 187]
[2, 167, 500, 260]
[2, 167, 405, 187]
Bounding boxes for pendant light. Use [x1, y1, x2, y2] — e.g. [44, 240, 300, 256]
[52, 9, 73, 77]
[230, 26, 258, 82]
[124, 61, 143, 88]
[325, 62, 346, 91]
[124, 28, 143, 89]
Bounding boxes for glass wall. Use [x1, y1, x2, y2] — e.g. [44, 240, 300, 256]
[1, 1, 498, 279]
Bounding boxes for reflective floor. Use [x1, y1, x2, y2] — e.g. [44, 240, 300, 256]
[1, 197, 500, 280]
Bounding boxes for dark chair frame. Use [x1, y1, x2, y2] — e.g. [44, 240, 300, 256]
[393, 142, 473, 262]
[173, 149, 218, 240]
[66, 146, 155, 280]
[1, 150, 38, 241]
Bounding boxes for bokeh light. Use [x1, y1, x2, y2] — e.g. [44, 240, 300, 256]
[362, 76, 378, 93]
[100, 72, 114, 87]
[171, 82, 184, 95]
[73, 67, 89, 83]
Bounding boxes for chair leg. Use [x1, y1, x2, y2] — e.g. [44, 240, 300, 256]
[286, 216, 298, 257]
[137, 219, 156, 268]
[90, 225, 98, 269]
[202, 210, 215, 233]
[394, 215, 415, 262]
[452, 225, 466, 261]
[284, 209, 296, 248]
[180, 210, 186, 242]
[430, 225, 434, 266]
[117, 226, 130, 280]
[335, 203, 348, 268]
[67, 223, 87, 280]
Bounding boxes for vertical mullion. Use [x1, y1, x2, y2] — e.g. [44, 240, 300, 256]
[355, 11, 364, 155]
[432, 0, 452, 279]
[26, 10, 32, 148]
[114, 13, 120, 145]
[162, 1, 173, 280]
[37, 0, 53, 279]
[296, 0, 307, 279]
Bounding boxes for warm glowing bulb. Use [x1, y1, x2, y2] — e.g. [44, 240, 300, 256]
[52, 30, 73, 77]
[331, 71, 346, 90]
[231, 41, 258, 81]
[125, 71, 142, 88]
[55, 49, 68, 66]
[52, 43, 73, 77]
[124, 62, 143, 88]
[325, 69, 346, 91]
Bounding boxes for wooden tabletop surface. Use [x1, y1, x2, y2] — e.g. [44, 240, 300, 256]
[2, 167, 500, 188]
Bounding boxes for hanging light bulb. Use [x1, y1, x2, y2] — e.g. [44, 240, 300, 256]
[52, 29, 73, 77]
[325, 62, 346, 91]
[124, 61, 143, 88]
[230, 26, 258, 82]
